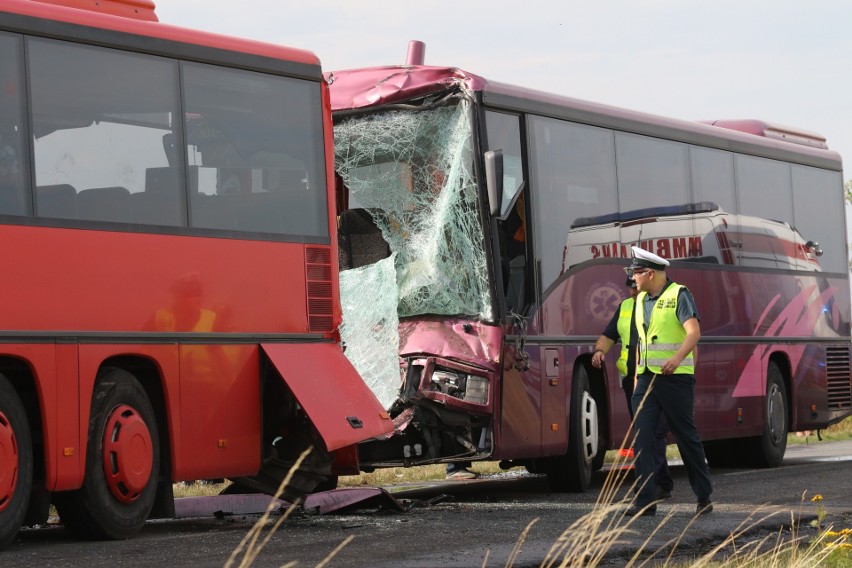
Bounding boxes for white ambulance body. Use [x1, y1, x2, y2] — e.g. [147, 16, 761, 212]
[562, 202, 822, 273]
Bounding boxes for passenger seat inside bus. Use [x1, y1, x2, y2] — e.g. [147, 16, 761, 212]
[76, 186, 132, 223]
[338, 208, 391, 270]
[134, 167, 184, 226]
[36, 184, 78, 219]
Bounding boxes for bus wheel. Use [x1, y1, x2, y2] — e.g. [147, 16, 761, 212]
[0, 375, 33, 550]
[547, 366, 598, 492]
[54, 369, 160, 540]
[747, 362, 788, 468]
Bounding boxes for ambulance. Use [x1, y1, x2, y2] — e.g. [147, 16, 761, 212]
[562, 201, 823, 273]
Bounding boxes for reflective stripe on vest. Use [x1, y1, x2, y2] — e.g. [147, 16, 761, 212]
[635, 284, 695, 374]
[615, 297, 634, 377]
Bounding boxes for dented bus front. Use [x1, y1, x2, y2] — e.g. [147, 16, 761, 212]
[331, 70, 505, 468]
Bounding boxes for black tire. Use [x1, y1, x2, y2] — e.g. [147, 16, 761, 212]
[54, 369, 160, 540]
[23, 485, 50, 527]
[229, 420, 333, 503]
[313, 475, 339, 493]
[547, 366, 600, 492]
[0, 375, 33, 550]
[746, 362, 788, 468]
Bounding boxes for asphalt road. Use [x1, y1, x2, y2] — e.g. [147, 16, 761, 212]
[3, 439, 852, 568]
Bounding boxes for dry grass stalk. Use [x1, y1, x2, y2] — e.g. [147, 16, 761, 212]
[531, 382, 834, 568]
[504, 519, 539, 568]
[314, 535, 355, 568]
[225, 445, 354, 568]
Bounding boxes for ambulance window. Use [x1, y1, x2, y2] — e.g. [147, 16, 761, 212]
[528, 116, 617, 290]
[615, 133, 689, 212]
[792, 165, 845, 273]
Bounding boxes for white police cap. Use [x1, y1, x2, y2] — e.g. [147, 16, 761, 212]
[627, 246, 670, 270]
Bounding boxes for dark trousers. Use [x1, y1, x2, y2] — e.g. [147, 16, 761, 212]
[654, 414, 673, 491]
[623, 375, 673, 492]
[632, 372, 712, 507]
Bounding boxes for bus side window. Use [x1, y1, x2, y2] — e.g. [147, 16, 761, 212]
[0, 128, 26, 216]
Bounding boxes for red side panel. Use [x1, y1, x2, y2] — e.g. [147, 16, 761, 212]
[261, 343, 393, 451]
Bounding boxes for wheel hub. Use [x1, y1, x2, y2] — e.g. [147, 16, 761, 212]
[767, 383, 786, 445]
[0, 411, 19, 512]
[102, 404, 153, 504]
[580, 391, 599, 465]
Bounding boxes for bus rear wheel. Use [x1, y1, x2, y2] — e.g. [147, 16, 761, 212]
[54, 369, 160, 540]
[547, 365, 599, 492]
[0, 375, 33, 550]
[745, 362, 788, 468]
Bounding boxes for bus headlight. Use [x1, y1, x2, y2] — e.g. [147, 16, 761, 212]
[430, 368, 489, 405]
[464, 375, 489, 405]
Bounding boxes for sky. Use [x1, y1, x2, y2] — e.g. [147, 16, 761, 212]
[156, 0, 852, 184]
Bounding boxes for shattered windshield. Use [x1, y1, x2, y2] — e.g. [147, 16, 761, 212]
[334, 99, 492, 320]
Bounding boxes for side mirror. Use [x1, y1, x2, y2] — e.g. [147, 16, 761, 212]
[484, 150, 503, 216]
[806, 240, 824, 257]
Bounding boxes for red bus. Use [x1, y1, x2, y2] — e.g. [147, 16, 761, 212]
[329, 42, 852, 490]
[0, 0, 392, 548]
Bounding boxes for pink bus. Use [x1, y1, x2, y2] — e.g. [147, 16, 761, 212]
[329, 42, 852, 491]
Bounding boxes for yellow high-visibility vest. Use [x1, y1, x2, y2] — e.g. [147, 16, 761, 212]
[615, 297, 634, 378]
[635, 284, 694, 374]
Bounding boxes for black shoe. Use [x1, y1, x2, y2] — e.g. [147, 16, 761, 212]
[626, 504, 657, 517]
[697, 499, 713, 515]
[656, 487, 672, 500]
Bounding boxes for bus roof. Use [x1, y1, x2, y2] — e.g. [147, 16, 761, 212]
[28, 0, 158, 21]
[2, 0, 321, 69]
[329, 64, 842, 171]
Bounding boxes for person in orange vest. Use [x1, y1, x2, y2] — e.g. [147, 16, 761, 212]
[625, 246, 713, 517]
[591, 276, 673, 500]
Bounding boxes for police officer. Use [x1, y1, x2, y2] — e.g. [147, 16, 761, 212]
[591, 277, 674, 500]
[626, 246, 713, 517]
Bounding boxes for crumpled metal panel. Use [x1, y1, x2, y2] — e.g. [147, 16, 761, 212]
[174, 494, 287, 518]
[303, 487, 406, 514]
[398, 317, 502, 370]
[327, 66, 486, 111]
[261, 343, 393, 451]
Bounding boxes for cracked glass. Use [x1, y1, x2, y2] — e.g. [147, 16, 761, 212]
[334, 99, 492, 320]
